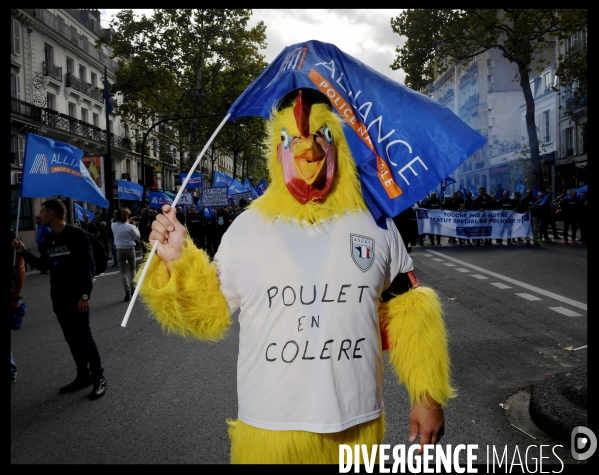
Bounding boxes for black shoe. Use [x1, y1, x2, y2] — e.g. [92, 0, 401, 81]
[59, 375, 93, 394]
[124, 291, 131, 302]
[89, 378, 106, 400]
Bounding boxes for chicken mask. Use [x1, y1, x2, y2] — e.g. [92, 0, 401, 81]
[277, 89, 336, 205]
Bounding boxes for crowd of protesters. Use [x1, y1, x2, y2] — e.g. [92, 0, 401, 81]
[411, 187, 588, 248]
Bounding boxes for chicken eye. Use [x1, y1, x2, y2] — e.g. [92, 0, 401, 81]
[280, 129, 291, 149]
[323, 126, 333, 144]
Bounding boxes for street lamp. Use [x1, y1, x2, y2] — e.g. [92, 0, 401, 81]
[140, 113, 226, 207]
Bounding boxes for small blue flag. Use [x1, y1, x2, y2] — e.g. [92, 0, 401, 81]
[117, 179, 144, 201]
[213, 171, 233, 188]
[228, 178, 249, 198]
[180, 172, 203, 189]
[255, 178, 267, 196]
[467, 178, 478, 197]
[516, 176, 526, 195]
[36, 223, 52, 244]
[73, 202, 95, 222]
[440, 176, 456, 197]
[243, 178, 259, 199]
[104, 80, 113, 115]
[21, 133, 109, 207]
[149, 191, 173, 209]
[227, 40, 485, 226]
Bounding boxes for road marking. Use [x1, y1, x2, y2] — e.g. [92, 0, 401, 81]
[491, 283, 512, 289]
[423, 250, 587, 311]
[549, 307, 583, 317]
[422, 254, 434, 257]
[443, 263, 456, 267]
[455, 268, 470, 273]
[515, 293, 542, 301]
[471, 274, 488, 280]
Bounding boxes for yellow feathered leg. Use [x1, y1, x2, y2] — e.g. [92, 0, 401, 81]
[379, 286, 456, 408]
[228, 415, 385, 464]
[136, 237, 231, 341]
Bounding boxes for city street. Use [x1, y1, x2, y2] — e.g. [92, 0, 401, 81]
[11, 241, 588, 466]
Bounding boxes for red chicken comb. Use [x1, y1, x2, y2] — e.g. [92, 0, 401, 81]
[293, 90, 312, 139]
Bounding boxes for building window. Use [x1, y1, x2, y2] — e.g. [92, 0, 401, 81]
[11, 19, 21, 56]
[66, 57, 74, 74]
[81, 108, 88, 123]
[543, 72, 552, 93]
[564, 127, 575, 156]
[152, 139, 158, 157]
[47, 92, 56, 110]
[11, 134, 25, 166]
[542, 110, 553, 143]
[79, 64, 86, 82]
[91, 72, 97, 87]
[11, 74, 21, 99]
[68, 102, 77, 118]
[93, 113, 99, 127]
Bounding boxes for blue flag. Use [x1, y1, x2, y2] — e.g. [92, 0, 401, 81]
[73, 202, 95, 222]
[227, 40, 485, 226]
[516, 176, 526, 195]
[539, 191, 554, 205]
[467, 178, 478, 197]
[149, 191, 173, 209]
[104, 80, 113, 115]
[228, 178, 249, 198]
[21, 133, 109, 207]
[440, 176, 456, 197]
[36, 223, 52, 244]
[180, 172, 203, 189]
[213, 171, 233, 188]
[533, 187, 542, 199]
[243, 178, 259, 200]
[255, 178, 267, 196]
[117, 179, 144, 201]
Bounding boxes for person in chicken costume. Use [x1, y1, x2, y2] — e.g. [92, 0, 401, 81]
[137, 41, 484, 464]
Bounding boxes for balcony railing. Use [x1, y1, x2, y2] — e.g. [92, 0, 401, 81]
[11, 97, 43, 122]
[43, 61, 62, 82]
[65, 71, 104, 102]
[33, 9, 119, 72]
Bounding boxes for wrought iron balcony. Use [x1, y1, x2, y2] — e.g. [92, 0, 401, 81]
[43, 61, 62, 82]
[65, 72, 104, 102]
[11, 97, 43, 122]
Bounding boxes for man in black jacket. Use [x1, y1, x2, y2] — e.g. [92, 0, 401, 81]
[12, 199, 106, 400]
[80, 213, 98, 235]
[496, 190, 516, 245]
[520, 189, 540, 247]
[473, 187, 496, 246]
[425, 192, 443, 245]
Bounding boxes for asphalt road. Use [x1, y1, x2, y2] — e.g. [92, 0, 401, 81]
[11, 241, 588, 467]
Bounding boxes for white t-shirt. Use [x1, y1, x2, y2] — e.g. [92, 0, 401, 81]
[213, 209, 413, 433]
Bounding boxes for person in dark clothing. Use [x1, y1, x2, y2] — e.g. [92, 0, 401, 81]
[473, 187, 496, 246]
[496, 190, 516, 245]
[10, 230, 26, 383]
[520, 189, 540, 247]
[450, 191, 471, 246]
[80, 214, 98, 235]
[138, 208, 152, 254]
[186, 207, 204, 250]
[12, 199, 106, 400]
[98, 221, 109, 255]
[425, 192, 443, 245]
[560, 190, 580, 244]
[392, 205, 418, 253]
[578, 191, 588, 243]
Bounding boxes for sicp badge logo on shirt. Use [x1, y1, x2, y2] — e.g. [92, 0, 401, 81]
[350, 234, 375, 272]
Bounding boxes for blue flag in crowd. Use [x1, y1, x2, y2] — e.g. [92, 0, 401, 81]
[204, 207, 215, 218]
[213, 170, 233, 188]
[440, 176, 456, 197]
[467, 178, 478, 197]
[539, 191, 554, 205]
[21, 133, 109, 208]
[104, 80, 113, 115]
[36, 223, 52, 244]
[73, 202, 95, 222]
[516, 176, 526, 195]
[226, 40, 485, 226]
[255, 178, 267, 196]
[117, 179, 144, 201]
[149, 191, 173, 209]
[180, 172, 203, 189]
[243, 178, 259, 200]
[533, 187, 542, 199]
[228, 178, 249, 198]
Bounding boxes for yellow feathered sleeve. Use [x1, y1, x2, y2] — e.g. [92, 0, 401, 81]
[136, 237, 231, 341]
[379, 286, 456, 407]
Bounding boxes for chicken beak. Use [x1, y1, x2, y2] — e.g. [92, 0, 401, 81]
[292, 138, 327, 187]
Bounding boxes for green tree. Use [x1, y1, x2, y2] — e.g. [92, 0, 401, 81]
[100, 9, 267, 160]
[390, 9, 586, 191]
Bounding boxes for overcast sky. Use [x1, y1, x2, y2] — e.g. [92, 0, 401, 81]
[99, 9, 407, 84]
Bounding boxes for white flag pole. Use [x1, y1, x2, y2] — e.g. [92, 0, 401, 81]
[121, 113, 231, 327]
[13, 197, 22, 265]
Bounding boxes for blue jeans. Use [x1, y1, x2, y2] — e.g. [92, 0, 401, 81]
[53, 300, 104, 380]
[10, 351, 17, 380]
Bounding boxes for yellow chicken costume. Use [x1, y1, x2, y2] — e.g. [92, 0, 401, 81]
[139, 88, 454, 464]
